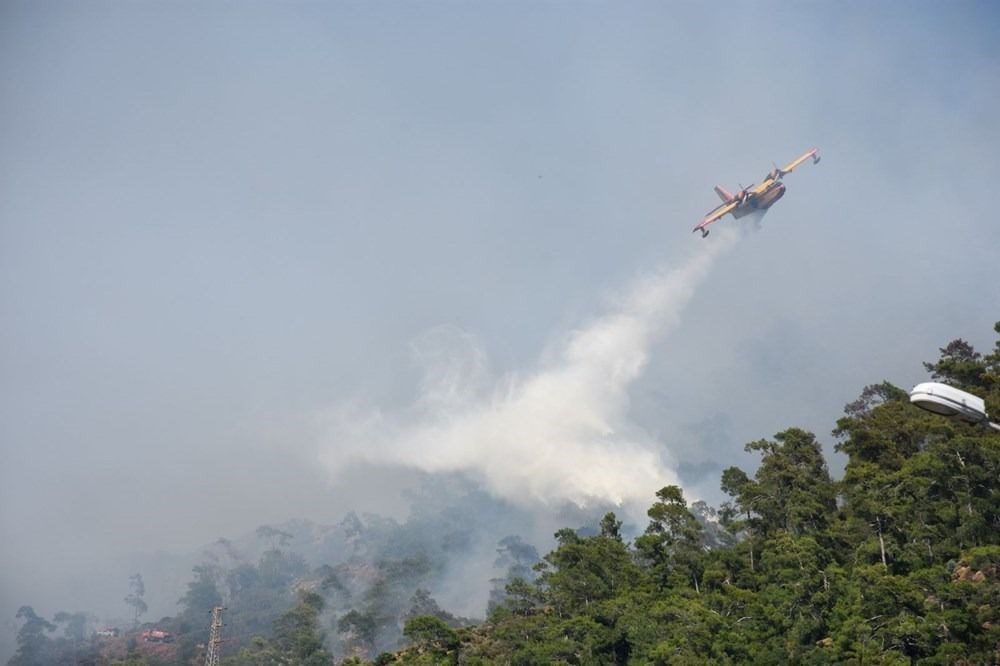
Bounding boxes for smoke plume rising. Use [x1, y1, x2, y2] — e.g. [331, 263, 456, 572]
[321, 229, 738, 511]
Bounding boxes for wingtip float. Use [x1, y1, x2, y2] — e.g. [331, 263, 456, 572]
[693, 148, 820, 238]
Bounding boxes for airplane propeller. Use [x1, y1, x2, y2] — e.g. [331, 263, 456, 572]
[693, 148, 818, 240]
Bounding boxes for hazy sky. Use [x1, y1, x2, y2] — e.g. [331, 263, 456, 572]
[2, 0, 998, 634]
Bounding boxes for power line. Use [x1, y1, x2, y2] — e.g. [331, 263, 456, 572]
[205, 606, 226, 666]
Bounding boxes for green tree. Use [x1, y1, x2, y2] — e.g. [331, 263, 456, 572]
[8, 606, 55, 666]
[405, 588, 460, 626]
[177, 564, 223, 663]
[488, 535, 539, 613]
[723, 428, 836, 544]
[635, 486, 704, 593]
[833, 382, 935, 470]
[403, 615, 459, 657]
[222, 635, 281, 666]
[272, 591, 333, 665]
[222, 549, 306, 651]
[924, 338, 990, 391]
[255, 525, 293, 550]
[337, 609, 377, 658]
[179, 565, 224, 618]
[124, 573, 147, 628]
[50, 611, 95, 665]
[536, 525, 641, 617]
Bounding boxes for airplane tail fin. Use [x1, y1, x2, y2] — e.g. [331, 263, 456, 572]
[714, 185, 734, 202]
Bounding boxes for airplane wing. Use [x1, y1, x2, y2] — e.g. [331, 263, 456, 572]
[777, 148, 820, 177]
[692, 200, 738, 235]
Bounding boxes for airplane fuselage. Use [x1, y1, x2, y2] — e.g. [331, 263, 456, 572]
[694, 148, 818, 237]
[731, 181, 785, 218]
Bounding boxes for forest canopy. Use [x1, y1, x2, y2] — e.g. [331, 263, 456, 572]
[9, 322, 1000, 665]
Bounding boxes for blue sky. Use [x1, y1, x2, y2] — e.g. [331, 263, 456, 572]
[1, 0, 998, 637]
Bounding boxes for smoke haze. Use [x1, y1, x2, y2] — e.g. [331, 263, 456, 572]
[2, 2, 999, 660]
[321, 230, 738, 511]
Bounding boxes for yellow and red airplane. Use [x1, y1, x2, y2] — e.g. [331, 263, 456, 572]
[693, 148, 820, 238]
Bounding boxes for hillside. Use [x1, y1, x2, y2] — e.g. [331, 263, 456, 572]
[7, 322, 1000, 665]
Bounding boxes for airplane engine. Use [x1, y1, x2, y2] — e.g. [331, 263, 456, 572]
[693, 148, 817, 238]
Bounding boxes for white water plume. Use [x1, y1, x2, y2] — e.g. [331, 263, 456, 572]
[320, 229, 738, 510]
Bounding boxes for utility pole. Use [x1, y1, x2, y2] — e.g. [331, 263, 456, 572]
[205, 606, 226, 666]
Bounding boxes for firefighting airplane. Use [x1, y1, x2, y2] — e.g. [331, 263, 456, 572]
[692, 148, 820, 238]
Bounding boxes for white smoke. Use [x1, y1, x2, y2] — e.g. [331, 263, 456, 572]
[320, 229, 738, 511]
